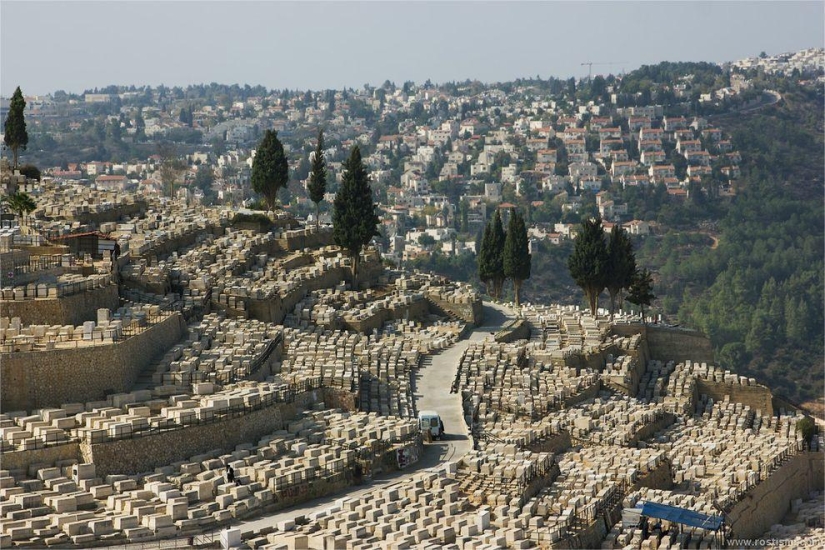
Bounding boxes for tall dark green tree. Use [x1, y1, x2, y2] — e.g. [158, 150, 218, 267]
[307, 129, 327, 228]
[503, 208, 531, 307]
[332, 146, 379, 282]
[459, 198, 469, 233]
[4, 86, 28, 169]
[489, 209, 507, 300]
[567, 217, 609, 315]
[606, 224, 636, 316]
[477, 222, 494, 297]
[627, 268, 656, 324]
[251, 129, 289, 211]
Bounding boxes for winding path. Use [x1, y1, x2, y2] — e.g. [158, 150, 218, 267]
[223, 301, 516, 540]
[411, 301, 516, 465]
[118, 302, 517, 546]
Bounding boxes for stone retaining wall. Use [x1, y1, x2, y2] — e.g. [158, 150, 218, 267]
[696, 379, 774, 416]
[245, 261, 384, 325]
[81, 389, 317, 478]
[0, 284, 119, 326]
[628, 413, 676, 446]
[526, 432, 572, 454]
[426, 295, 483, 326]
[563, 380, 603, 409]
[1, 313, 186, 412]
[645, 325, 715, 364]
[276, 229, 333, 252]
[728, 451, 824, 540]
[323, 388, 358, 412]
[67, 201, 146, 225]
[0, 266, 65, 288]
[345, 299, 430, 334]
[494, 319, 531, 343]
[1, 442, 81, 473]
[632, 458, 674, 491]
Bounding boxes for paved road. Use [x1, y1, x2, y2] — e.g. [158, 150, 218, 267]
[116, 302, 516, 547]
[411, 301, 516, 465]
[708, 89, 781, 122]
[233, 301, 515, 538]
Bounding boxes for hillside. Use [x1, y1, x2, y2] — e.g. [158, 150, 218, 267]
[662, 85, 824, 405]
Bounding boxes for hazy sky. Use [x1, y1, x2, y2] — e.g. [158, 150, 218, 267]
[2, 1, 823, 97]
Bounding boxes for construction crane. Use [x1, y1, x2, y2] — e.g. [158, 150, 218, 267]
[580, 61, 627, 81]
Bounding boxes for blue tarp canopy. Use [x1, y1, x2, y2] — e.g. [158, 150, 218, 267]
[640, 502, 723, 532]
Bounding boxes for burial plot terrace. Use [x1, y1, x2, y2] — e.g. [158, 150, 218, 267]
[141, 313, 282, 390]
[457, 340, 602, 423]
[0, 304, 170, 353]
[760, 491, 825, 548]
[542, 395, 674, 447]
[263, 465, 548, 550]
[0, 411, 419, 547]
[279, 319, 462, 417]
[521, 446, 669, 548]
[34, 184, 147, 227]
[650, 397, 806, 509]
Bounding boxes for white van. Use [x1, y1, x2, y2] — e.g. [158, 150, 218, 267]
[418, 410, 444, 440]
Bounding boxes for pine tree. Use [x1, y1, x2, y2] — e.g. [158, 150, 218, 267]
[4, 86, 28, 169]
[332, 146, 379, 282]
[627, 268, 656, 324]
[568, 217, 609, 315]
[307, 129, 327, 228]
[503, 208, 531, 307]
[251, 129, 289, 211]
[490, 209, 506, 300]
[606, 224, 636, 316]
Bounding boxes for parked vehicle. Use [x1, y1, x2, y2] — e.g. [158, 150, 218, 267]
[418, 410, 444, 440]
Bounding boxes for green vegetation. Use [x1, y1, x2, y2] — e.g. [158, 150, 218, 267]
[332, 146, 379, 280]
[648, 87, 824, 402]
[606, 225, 636, 315]
[503, 208, 531, 307]
[477, 222, 495, 297]
[1, 191, 36, 224]
[477, 210, 507, 300]
[307, 129, 327, 228]
[408, 250, 479, 285]
[626, 268, 656, 324]
[18, 164, 41, 181]
[4, 86, 28, 168]
[251, 129, 289, 211]
[796, 417, 816, 446]
[568, 217, 609, 315]
[230, 212, 273, 229]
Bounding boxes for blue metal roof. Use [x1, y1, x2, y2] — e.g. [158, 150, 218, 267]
[641, 501, 723, 531]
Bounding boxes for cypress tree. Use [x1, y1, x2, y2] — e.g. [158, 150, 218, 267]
[490, 209, 506, 300]
[568, 217, 609, 315]
[332, 146, 379, 282]
[477, 221, 494, 297]
[307, 129, 327, 228]
[503, 208, 531, 307]
[606, 224, 636, 316]
[4, 86, 28, 169]
[627, 268, 656, 324]
[251, 129, 289, 211]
